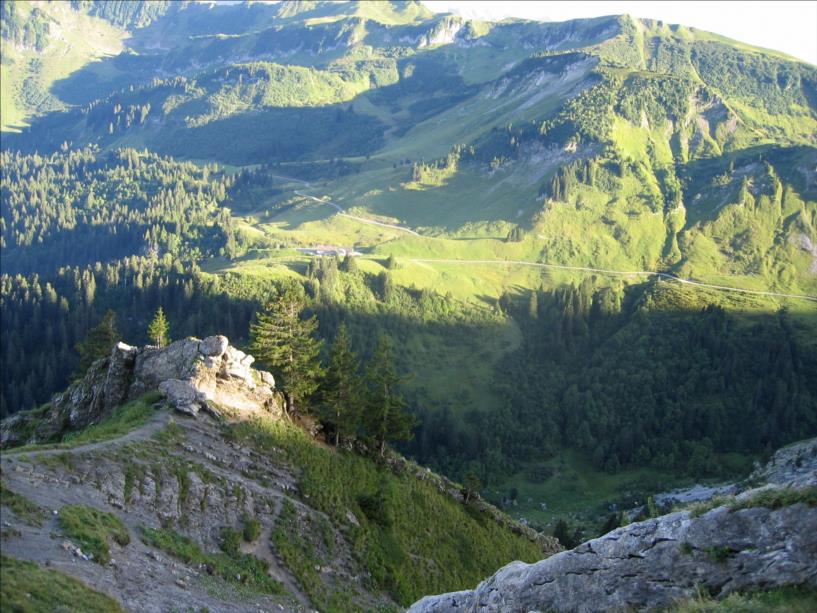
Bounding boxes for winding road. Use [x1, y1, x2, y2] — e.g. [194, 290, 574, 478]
[408, 258, 817, 303]
[293, 190, 421, 236]
[267, 173, 817, 303]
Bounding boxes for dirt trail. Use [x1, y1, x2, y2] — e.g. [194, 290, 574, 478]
[409, 257, 817, 303]
[1, 412, 319, 612]
[1, 411, 171, 461]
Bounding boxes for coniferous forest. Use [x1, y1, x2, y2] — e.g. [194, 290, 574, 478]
[2, 0, 816, 535]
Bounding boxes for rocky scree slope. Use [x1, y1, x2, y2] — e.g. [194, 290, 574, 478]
[0, 335, 558, 612]
[410, 439, 817, 613]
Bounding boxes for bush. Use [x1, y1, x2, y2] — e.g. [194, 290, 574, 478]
[242, 513, 262, 542]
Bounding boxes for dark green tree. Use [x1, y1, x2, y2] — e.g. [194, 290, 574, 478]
[75, 309, 119, 374]
[250, 283, 324, 414]
[552, 518, 572, 548]
[340, 253, 358, 273]
[321, 323, 362, 446]
[362, 335, 416, 457]
[147, 306, 169, 347]
[598, 512, 623, 537]
[462, 471, 483, 504]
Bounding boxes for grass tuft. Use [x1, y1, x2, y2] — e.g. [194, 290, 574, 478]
[58, 504, 130, 565]
[0, 482, 46, 527]
[668, 585, 817, 612]
[140, 526, 284, 595]
[0, 554, 128, 613]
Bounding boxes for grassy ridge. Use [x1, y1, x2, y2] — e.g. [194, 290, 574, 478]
[58, 504, 130, 565]
[227, 415, 543, 606]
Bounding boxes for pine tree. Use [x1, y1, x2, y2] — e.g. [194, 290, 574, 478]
[250, 283, 324, 414]
[75, 309, 119, 374]
[462, 471, 483, 504]
[321, 323, 362, 446]
[148, 306, 169, 347]
[340, 253, 358, 273]
[362, 335, 416, 457]
[552, 519, 572, 548]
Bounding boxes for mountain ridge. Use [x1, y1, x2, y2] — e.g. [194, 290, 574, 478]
[0, 332, 558, 611]
[1, 3, 817, 604]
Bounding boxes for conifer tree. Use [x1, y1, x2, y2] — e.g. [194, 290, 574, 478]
[321, 323, 362, 446]
[148, 306, 170, 347]
[75, 309, 119, 373]
[250, 283, 324, 414]
[362, 335, 416, 457]
[340, 253, 358, 273]
[462, 471, 483, 504]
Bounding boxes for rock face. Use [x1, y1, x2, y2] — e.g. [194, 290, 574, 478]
[750, 437, 817, 489]
[409, 447, 817, 613]
[0, 336, 282, 447]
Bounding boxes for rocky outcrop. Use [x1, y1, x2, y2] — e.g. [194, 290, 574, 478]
[410, 443, 817, 613]
[0, 336, 282, 448]
[750, 437, 817, 488]
[411, 496, 817, 612]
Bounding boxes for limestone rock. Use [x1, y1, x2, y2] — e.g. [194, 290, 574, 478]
[129, 338, 202, 397]
[159, 379, 205, 416]
[102, 343, 138, 414]
[0, 335, 284, 448]
[409, 488, 817, 613]
[258, 370, 275, 388]
[0, 412, 30, 448]
[198, 335, 228, 358]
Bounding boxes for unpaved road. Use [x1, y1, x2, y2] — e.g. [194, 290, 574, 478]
[267, 173, 816, 303]
[408, 257, 817, 303]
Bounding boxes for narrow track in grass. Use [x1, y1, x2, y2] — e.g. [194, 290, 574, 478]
[266, 172, 816, 303]
[408, 258, 817, 303]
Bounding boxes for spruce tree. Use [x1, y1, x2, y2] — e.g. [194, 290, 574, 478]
[340, 253, 358, 273]
[148, 306, 169, 347]
[321, 323, 362, 446]
[463, 471, 483, 504]
[75, 310, 119, 373]
[250, 283, 324, 414]
[362, 335, 416, 457]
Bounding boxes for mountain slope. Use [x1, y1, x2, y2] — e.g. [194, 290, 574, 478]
[1, 0, 816, 541]
[0, 0, 127, 130]
[410, 439, 817, 612]
[0, 335, 556, 612]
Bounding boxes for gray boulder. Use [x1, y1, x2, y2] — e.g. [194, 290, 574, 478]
[259, 370, 275, 388]
[129, 339, 202, 397]
[409, 487, 817, 613]
[159, 379, 206, 416]
[198, 335, 229, 357]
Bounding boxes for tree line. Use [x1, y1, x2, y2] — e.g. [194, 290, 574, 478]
[1, 147, 236, 274]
